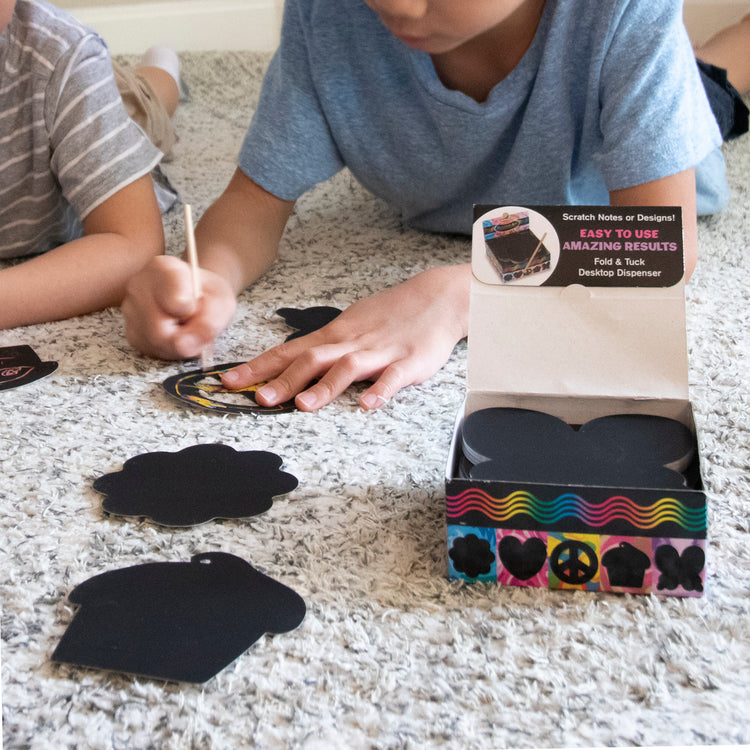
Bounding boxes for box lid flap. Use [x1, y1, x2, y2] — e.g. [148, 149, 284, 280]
[468, 205, 689, 401]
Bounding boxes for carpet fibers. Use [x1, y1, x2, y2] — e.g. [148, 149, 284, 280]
[1, 51, 749, 749]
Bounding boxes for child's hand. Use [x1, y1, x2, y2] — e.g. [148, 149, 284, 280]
[122, 255, 236, 359]
[221, 264, 471, 411]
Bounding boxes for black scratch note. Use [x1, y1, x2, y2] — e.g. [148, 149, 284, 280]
[0, 345, 57, 391]
[94, 444, 298, 527]
[52, 552, 306, 683]
[462, 408, 693, 488]
[163, 363, 297, 414]
[277, 306, 342, 341]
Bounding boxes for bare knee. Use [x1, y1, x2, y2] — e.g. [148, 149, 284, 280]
[136, 66, 180, 118]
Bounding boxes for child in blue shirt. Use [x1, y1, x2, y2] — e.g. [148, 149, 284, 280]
[123, 0, 749, 412]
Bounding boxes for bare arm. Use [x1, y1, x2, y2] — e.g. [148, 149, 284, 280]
[222, 168, 700, 412]
[0, 174, 163, 329]
[610, 167, 698, 280]
[122, 168, 294, 359]
[194, 168, 295, 293]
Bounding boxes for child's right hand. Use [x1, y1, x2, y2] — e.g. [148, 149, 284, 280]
[122, 255, 236, 360]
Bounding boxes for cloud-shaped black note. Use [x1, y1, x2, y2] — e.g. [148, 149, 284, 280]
[277, 306, 342, 341]
[52, 552, 306, 683]
[94, 444, 298, 526]
[0, 345, 57, 391]
[463, 408, 694, 488]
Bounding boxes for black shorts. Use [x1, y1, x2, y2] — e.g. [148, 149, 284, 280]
[697, 59, 749, 140]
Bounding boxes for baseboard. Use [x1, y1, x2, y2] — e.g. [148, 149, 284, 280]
[65, 0, 749, 53]
[66, 0, 284, 54]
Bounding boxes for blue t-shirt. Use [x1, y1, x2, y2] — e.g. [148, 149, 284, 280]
[239, 0, 725, 235]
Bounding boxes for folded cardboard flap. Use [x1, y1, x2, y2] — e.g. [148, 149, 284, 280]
[469, 205, 689, 402]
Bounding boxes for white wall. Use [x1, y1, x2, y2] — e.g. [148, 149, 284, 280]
[53, 0, 284, 53]
[54, 0, 749, 53]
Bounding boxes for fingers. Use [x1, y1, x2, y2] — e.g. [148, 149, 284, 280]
[295, 349, 434, 411]
[291, 334, 453, 411]
[359, 363, 411, 410]
[123, 255, 235, 360]
[122, 258, 185, 359]
[170, 272, 236, 357]
[292, 347, 389, 411]
[149, 255, 198, 318]
[221, 267, 470, 411]
[222, 337, 355, 408]
[220, 339, 308, 391]
[223, 340, 416, 413]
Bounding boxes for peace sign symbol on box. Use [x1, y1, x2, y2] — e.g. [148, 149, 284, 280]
[550, 540, 599, 585]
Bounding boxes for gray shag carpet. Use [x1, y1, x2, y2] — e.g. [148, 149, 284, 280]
[1, 51, 749, 749]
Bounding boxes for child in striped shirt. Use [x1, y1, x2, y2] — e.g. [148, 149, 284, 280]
[0, 0, 180, 328]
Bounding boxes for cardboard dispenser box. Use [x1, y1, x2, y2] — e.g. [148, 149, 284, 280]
[445, 205, 706, 597]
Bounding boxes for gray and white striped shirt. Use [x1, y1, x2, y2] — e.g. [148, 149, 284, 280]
[0, 0, 161, 258]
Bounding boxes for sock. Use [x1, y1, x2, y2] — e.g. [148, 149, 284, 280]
[140, 45, 181, 88]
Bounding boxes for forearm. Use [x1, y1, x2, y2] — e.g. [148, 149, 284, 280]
[410, 262, 472, 341]
[0, 232, 160, 329]
[610, 168, 698, 280]
[193, 169, 295, 295]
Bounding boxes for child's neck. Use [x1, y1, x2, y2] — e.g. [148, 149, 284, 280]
[430, 0, 545, 103]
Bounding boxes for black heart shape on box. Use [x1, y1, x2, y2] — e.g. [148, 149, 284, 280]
[498, 536, 547, 580]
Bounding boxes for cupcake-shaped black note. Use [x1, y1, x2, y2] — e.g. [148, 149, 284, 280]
[52, 552, 306, 683]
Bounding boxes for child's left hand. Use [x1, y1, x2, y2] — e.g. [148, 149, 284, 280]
[221, 264, 471, 411]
